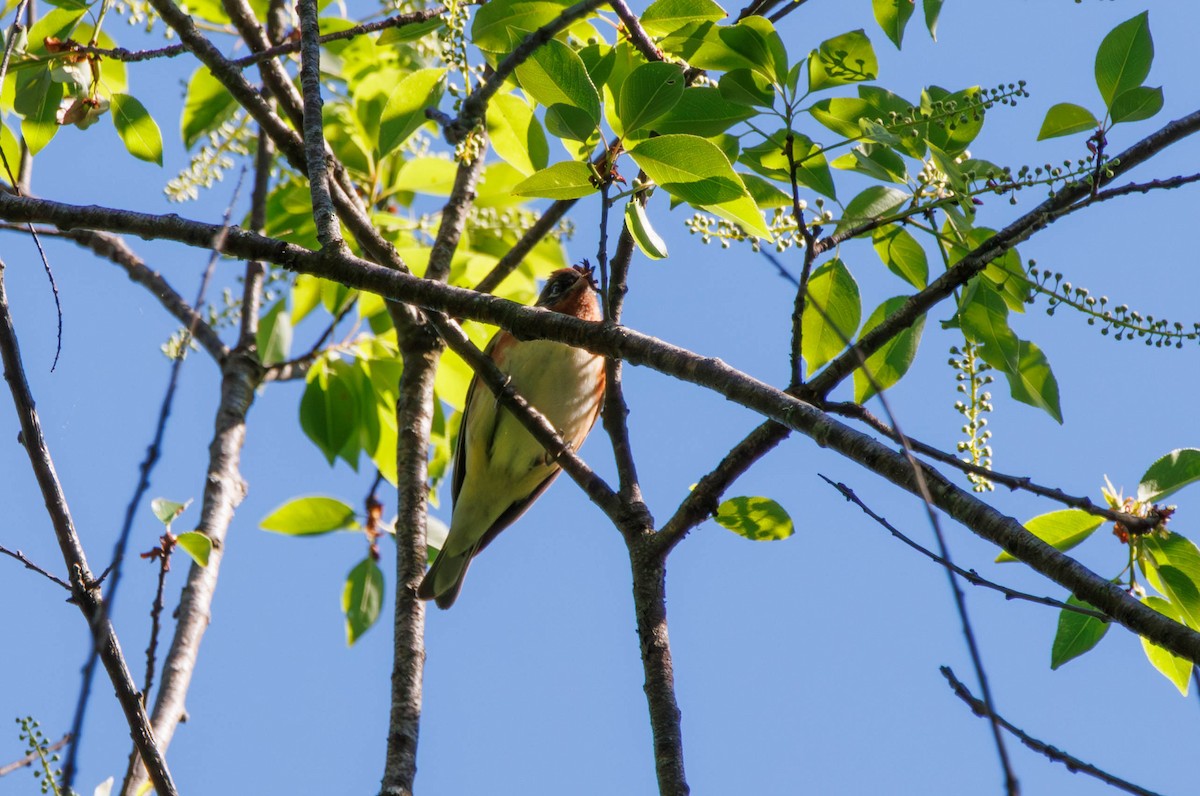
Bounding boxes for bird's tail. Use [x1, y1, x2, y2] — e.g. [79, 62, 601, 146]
[417, 549, 472, 609]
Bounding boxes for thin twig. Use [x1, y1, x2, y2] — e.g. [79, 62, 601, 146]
[141, 534, 175, 705]
[824, 401, 1161, 533]
[0, 733, 70, 778]
[0, 544, 71, 590]
[607, 0, 661, 63]
[941, 666, 1165, 796]
[821, 476, 1107, 619]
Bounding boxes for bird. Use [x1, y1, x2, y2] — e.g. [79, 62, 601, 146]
[418, 262, 606, 608]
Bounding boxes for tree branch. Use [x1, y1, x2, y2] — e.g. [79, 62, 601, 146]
[941, 666, 1164, 796]
[296, 0, 343, 250]
[0, 543, 71, 590]
[0, 259, 178, 796]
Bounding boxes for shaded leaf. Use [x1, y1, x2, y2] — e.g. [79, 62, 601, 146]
[515, 38, 600, 142]
[1110, 85, 1163, 124]
[1095, 11, 1153, 110]
[617, 62, 685, 135]
[872, 0, 914, 50]
[257, 299, 293, 367]
[835, 185, 908, 235]
[715, 496, 794, 541]
[872, 225, 927, 288]
[1037, 102, 1098, 140]
[854, 296, 925, 402]
[625, 199, 669, 259]
[802, 259, 860, 372]
[378, 68, 446, 156]
[181, 66, 238, 149]
[343, 557, 384, 645]
[485, 92, 549, 176]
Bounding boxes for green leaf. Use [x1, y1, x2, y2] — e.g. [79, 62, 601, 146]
[151, 498, 191, 527]
[300, 359, 362, 466]
[960, 280, 1062, 422]
[256, 299, 293, 367]
[923, 0, 944, 41]
[808, 29, 878, 92]
[718, 68, 775, 108]
[617, 62, 685, 135]
[1110, 85, 1163, 124]
[872, 0, 913, 50]
[1142, 533, 1200, 595]
[515, 38, 600, 142]
[1139, 449, 1200, 502]
[996, 510, 1104, 563]
[1140, 596, 1192, 695]
[872, 225, 927, 288]
[175, 531, 213, 567]
[471, 0, 572, 52]
[802, 259, 860, 372]
[512, 160, 596, 199]
[715, 496, 794, 541]
[624, 199, 669, 260]
[831, 144, 908, 185]
[343, 557, 384, 645]
[260, 496, 359, 535]
[739, 130, 836, 199]
[1095, 12, 1153, 110]
[650, 86, 756, 137]
[485, 92, 549, 176]
[1037, 103, 1099, 141]
[1050, 595, 1109, 670]
[378, 68, 446, 157]
[641, 0, 726, 37]
[0, 124, 20, 183]
[17, 69, 63, 156]
[181, 67, 238, 149]
[1158, 565, 1200, 630]
[923, 86, 985, 156]
[629, 134, 772, 240]
[110, 93, 163, 165]
[853, 296, 926, 402]
[835, 185, 909, 235]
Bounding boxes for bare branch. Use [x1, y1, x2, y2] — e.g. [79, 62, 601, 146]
[821, 476, 1107, 619]
[297, 0, 344, 251]
[0, 259, 178, 796]
[941, 666, 1165, 796]
[0, 544, 71, 590]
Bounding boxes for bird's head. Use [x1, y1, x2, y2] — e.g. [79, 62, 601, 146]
[535, 261, 602, 321]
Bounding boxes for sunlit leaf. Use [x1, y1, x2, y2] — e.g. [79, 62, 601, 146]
[261, 496, 359, 535]
[996, 510, 1104, 563]
[1050, 595, 1108, 669]
[1095, 11, 1153, 110]
[1037, 102, 1098, 140]
[802, 259, 860, 372]
[343, 557, 384, 645]
[853, 296, 925, 402]
[715, 496, 794, 541]
[175, 531, 213, 567]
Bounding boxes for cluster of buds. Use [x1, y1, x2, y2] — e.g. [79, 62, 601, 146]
[949, 343, 995, 492]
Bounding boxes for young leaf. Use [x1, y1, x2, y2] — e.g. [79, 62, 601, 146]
[834, 185, 909, 235]
[1109, 85, 1163, 124]
[1094, 11, 1153, 110]
[808, 30, 878, 92]
[802, 259, 861, 372]
[1139, 596, 1192, 695]
[871, 225, 927, 288]
[110, 94, 163, 165]
[996, 509, 1104, 563]
[485, 92, 549, 176]
[1037, 103, 1098, 141]
[260, 496, 359, 535]
[181, 67, 238, 149]
[1138, 449, 1200, 502]
[629, 134, 773, 240]
[624, 199, 669, 260]
[257, 299, 293, 367]
[617, 62, 685, 135]
[872, 0, 913, 50]
[378, 68, 446, 157]
[151, 498, 192, 527]
[640, 0, 727, 38]
[343, 557, 384, 645]
[175, 531, 213, 567]
[715, 496, 794, 541]
[1156, 565, 1200, 630]
[1050, 595, 1108, 670]
[512, 161, 597, 199]
[853, 296, 926, 402]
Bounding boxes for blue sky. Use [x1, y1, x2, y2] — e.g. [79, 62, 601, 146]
[2, 2, 1200, 795]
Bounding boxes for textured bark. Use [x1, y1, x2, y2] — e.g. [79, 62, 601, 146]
[629, 537, 689, 796]
[380, 318, 441, 796]
[121, 348, 262, 796]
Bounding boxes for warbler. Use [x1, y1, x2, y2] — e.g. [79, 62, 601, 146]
[418, 263, 606, 608]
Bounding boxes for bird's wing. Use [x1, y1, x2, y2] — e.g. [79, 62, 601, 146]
[451, 331, 507, 503]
